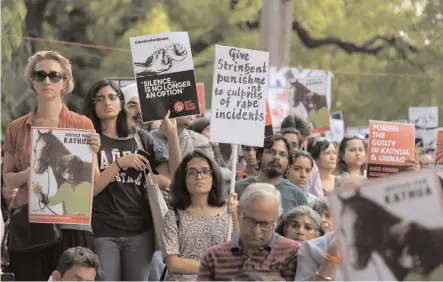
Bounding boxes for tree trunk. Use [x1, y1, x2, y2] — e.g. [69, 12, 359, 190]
[258, 0, 293, 66]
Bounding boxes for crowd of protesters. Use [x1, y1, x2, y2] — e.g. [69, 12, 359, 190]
[0, 50, 428, 281]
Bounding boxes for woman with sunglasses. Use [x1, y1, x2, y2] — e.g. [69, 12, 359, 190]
[2, 51, 101, 281]
[83, 80, 181, 281]
[162, 150, 238, 281]
[307, 137, 337, 195]
[337, 135, 367, 176]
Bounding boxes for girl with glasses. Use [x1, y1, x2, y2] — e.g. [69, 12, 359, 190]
[162, 150, 238, 281]
[83, 80, 181, 281]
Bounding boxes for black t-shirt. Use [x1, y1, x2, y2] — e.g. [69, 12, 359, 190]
[92, 130, 168, 238]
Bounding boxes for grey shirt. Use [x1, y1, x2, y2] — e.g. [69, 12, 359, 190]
[235, 177, 308, 213]
[295, 232, 344, 281]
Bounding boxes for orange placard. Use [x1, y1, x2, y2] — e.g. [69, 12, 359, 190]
[196, 83, 205, 115]
[367, 120, 415, 178]
[435, 130, 443, 170]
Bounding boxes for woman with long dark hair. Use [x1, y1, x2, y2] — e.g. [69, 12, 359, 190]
[83, 80, 181, 281]
[162, 150, 238, 281]
[307, 138, 337, 195]
[336, 135, 367, 176]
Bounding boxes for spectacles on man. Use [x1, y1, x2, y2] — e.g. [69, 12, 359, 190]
[93, 94, 121, 105]
[32, 71, 64, 83]
[264, 148, 289, 159]
[242, 215, 275, 231]
[185, 168, 213, 179]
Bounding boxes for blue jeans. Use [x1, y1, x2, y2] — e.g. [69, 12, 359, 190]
[94, 230, 155, 281]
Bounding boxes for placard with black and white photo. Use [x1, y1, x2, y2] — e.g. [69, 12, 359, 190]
[129, 32, 199, 121]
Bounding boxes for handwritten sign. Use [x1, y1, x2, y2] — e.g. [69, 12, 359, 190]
[210, 45, 269, 147]
[367, 120, 415, 178]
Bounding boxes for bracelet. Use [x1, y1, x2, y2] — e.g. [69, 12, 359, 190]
[315, 271, 333, 281]
[324, 252, 340, 264]
[115, 159, 123, 171]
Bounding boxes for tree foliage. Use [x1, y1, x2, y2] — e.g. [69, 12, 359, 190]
[2, 0, 442, 137]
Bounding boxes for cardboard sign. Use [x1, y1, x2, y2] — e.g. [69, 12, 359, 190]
[196, 83, 205, 115]
[435, 129, 443, 170]
[330, 170, 443, 281]
[367, 120, 415, 178]
[325, 117, 345, 143]
[129, 32, 199, 121]
[210, 45, 269, 147]
[288, 75, 330, 134]
[267, 88, 290, 132]
[29, 128, 94, 225]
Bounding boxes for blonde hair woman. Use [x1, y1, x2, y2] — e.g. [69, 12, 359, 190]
[2, 51, 101, 281]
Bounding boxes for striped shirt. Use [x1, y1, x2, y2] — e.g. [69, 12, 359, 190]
[197, 233, 300, 281]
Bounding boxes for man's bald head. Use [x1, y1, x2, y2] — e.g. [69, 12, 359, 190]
[419, 154, 434, 168]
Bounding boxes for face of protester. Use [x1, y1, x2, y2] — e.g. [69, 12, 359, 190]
[287, 156, 312, 189]
[260, 140, 290, 179]
[285, 215, 320, 243]
[185, 157, 213, 196]
[317, 144, 337, 170]
[239, 195, 279, 250]
[31, 59, 67, 100]
[51, 265, 97, 281]
[94, 86, 122, 121]
[283, 133, 300, 153]
[176, 115, 196, 129]
[343, 139, 366, 169]
[126, 96, 142, 125]
[242, 146, 258, 166]
[320, 211, 333, 233]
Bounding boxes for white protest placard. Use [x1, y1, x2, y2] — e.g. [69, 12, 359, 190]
[325, 117, 345, 143]
[409, 107, 438, 131]
[210, 45, 269, 147]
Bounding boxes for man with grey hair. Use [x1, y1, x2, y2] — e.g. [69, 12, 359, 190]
[241, 183, 283, 216]
[198, 188, 301, 281]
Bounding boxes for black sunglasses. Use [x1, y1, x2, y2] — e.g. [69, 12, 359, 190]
[32, 71, 64, 83]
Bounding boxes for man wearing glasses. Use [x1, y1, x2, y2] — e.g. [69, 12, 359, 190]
[235, 134, 308, 213]
[197, 187, 300, 281]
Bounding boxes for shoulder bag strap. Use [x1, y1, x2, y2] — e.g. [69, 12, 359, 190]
[133, 131, 156, 185]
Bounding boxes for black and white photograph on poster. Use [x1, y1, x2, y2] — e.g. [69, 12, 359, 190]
[29, 127, 95, 225]
[330, 170, 443, 281]
[409, 107, 438, 132]
[129, 32, 199, 121]
[331, 111, 344, 121]
[287, 75, 330, 134]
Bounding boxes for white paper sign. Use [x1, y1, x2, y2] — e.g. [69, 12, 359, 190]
[210, 45, 269, 147]
[409, 107, 439, 131]
[326, 117, 345, 143]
